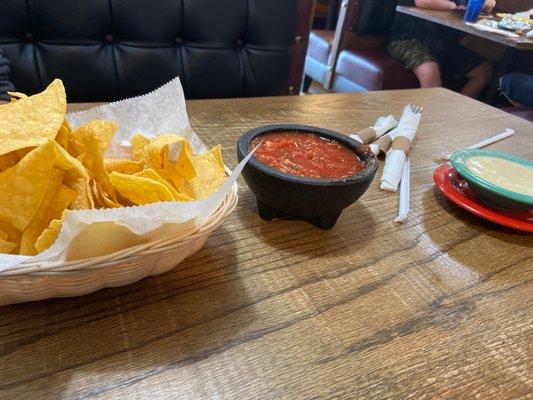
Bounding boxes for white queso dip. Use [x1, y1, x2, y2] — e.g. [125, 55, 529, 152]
[466, 156, 533, 196]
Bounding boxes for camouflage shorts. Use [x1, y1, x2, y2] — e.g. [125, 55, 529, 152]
[387, 39, 438, 70]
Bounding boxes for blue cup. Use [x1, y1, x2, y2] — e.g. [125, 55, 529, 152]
[464, 0, 484, 22]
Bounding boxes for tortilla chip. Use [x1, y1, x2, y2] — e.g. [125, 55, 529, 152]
[0, 140, 90, 232]
[0, 238, 16, 254]
[191, 145, 227, 199]
[87, 178, 120, 209]
[0, 228, 18, 254]
[7, 91, 28, 99]
[69, 120, 118, 203]
[157, 167, 196, 199]
[105, 158, 144, 175]
[0, 221, 21, 251]
[68, 178, 94, 210]
[70, 120, 116, 155]
[0, 147, 33, 172]
[135, 169, 192, 201]
[110, 171, 175, 205]
[145, 134, 196, 180]
[88, 179, 103, 209]
[20, 173, 76, 256]
[131, 134, 150, 163]
[129, 133, 198, 198]
[41, 139, 92, 210]
[55, 119, 72, 150]
[34, 218, 63, 254]
[18, 168, 65, 255]
[0, 79, 66, 157]
[0, 148, 62, 232]
[0, 153, 17, 172]
[100, 189, 122, 208]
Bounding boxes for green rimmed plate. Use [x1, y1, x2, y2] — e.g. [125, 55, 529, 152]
[450, 149, 533, 212]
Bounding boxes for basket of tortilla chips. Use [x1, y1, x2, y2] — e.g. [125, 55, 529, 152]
[0, 78, 243, 305]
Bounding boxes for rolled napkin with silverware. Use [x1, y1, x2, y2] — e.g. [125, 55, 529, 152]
[380, 105, 422, 192]
[350, 115, 398, 144]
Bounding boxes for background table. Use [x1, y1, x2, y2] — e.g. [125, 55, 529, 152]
[1, 89, 532, 399]
[396, 6, 533, 50]
[396, 6, 533, 104]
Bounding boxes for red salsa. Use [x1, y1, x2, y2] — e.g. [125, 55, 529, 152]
[251, 131, 365, 179]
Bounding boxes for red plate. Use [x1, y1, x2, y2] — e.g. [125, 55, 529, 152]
[433, 164, 533, 232]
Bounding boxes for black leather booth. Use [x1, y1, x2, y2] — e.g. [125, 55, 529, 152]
[0, 0, 313, 102]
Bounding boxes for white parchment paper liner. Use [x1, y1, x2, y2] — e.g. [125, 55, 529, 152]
[0, 77, 249, 271]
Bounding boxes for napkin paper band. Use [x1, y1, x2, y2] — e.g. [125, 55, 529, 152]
[355, 127, 377, 144]
[369, 134, 392, 156]
[390, 136, 411, 154]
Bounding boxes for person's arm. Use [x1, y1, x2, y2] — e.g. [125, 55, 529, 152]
[0, 49, 15, 104]
[413, 0, 457, 11]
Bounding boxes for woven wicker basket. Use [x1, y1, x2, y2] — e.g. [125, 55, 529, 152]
[0, 181, 238, 306]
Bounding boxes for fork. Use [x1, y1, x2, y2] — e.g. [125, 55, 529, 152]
[410, 104, 423, 114]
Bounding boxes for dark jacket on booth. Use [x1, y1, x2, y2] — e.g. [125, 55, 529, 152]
[0, 50, 14, 101]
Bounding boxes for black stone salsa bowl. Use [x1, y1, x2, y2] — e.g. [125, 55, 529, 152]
[237, 124, 378, 229]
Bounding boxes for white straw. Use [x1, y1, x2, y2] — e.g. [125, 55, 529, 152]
[394, 156, 410, 223]
[464, 128, 515, 150]
[442, 128, 515, 160]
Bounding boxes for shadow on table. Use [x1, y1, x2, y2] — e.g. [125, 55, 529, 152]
[237, 192, 377, 258]
[421, 187, 532, 278]
[0, 226, 252, 399]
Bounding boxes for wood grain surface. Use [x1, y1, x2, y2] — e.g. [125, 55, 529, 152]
[396, 6, 533, 50]
[1, 89, 532, 399]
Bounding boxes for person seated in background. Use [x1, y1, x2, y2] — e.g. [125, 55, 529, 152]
[0, 49, 14, 105]
[387, 0, 496, 98]
[500, 73, 533, 107]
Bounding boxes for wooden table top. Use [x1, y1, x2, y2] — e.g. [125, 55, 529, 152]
[1, 89, 532, 399]
[397, 6, 533, 50]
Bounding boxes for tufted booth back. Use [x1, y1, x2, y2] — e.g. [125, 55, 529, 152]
[0, 0, 314, 102]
